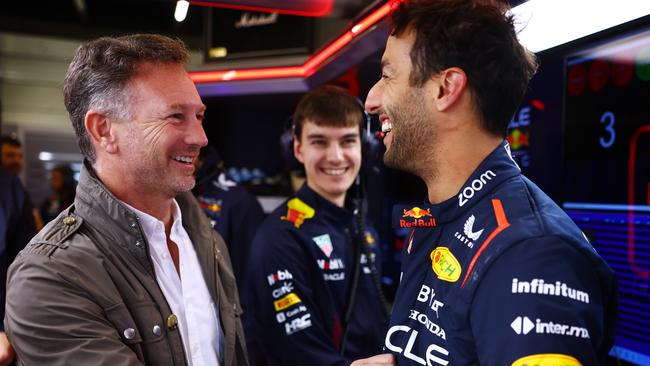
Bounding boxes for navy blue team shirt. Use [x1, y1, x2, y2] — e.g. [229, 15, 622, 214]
[194, 170, 265, 287]
[386, 141, 617, 366]
[246, 184, 388, 366]
[0, 168, 37, 331]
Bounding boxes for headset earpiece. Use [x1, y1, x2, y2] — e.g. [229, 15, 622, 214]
[280, 126, 304, 173]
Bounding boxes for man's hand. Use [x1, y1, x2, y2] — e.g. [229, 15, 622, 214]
[0, 332, 15, 366]
[351, 353, 395, 365]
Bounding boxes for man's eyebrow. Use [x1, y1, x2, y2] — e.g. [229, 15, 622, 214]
[341, 133, 360, 140]
[305, 133, 359, 141]
[168, 103, 207, 112]
[305, 133, 327, 140]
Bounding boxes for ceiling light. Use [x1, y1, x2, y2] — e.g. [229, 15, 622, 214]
[39, 152, 53, 161]
[175, 0, 190, 22]
[509, 0, 650, 53]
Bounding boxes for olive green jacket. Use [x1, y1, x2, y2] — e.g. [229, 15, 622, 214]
[5, 162, 248, 366]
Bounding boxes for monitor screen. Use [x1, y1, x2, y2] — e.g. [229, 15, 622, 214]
[563, 28, 650, 365]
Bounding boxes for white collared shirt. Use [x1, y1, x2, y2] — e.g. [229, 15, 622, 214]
[124, 199, 224, 366]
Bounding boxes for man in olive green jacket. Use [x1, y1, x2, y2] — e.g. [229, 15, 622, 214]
[4, 34, 248, 366]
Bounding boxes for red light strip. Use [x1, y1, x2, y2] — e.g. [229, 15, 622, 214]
[303, 33, 353, 75]
[189, 0, 400, 83]
[627, 124, 650, 278]
[189, 0, 334, 18]
[191, 66, 306, 82]
[352, 0, 400, 35]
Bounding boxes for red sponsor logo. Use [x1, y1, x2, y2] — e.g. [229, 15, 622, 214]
[400, 218, 437, 228]
[402, 207, 432, 219]
[281, 198, 315, 228]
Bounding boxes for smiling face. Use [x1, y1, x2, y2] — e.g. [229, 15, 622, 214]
[365, 31, 435, 175]
[294, 121, 361, 207]
[110, 62, 208, 201]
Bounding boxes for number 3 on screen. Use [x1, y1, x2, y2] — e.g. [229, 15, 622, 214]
[599, 111, 616, 149]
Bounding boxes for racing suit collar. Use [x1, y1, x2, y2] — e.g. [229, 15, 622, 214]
[393, 140, 521, 227]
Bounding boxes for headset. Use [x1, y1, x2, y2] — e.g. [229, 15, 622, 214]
[279, 87, 390, 354]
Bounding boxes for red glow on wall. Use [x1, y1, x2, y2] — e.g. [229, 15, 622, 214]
[531, 99, 545, 110]
[588, 59, 610, 92]
[628, 124, 650, 278]
[190, 0, 334, 17]
[567, 63, 587, 96]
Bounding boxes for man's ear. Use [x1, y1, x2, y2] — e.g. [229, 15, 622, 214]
[293, 135, 304, 164]
[84, 110, 118, 154]
[433, 67, 468, 112]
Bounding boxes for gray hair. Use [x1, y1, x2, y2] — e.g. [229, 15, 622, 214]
[63, 34, 189, 162]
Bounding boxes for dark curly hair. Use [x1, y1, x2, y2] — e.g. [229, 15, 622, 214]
[391, 0, 538, 137]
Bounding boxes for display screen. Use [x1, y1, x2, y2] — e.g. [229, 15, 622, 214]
[563, 29, 650, 365]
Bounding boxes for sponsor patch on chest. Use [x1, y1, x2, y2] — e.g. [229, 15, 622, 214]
[430, 247, 461, 282]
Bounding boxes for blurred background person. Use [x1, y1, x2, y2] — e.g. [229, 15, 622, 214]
[39, 164, 76, 224]
[0, 131, 37, 366]
[0, 134, 43, 230]
[193, 144, 265, 288]
[0, 135, 24, 176]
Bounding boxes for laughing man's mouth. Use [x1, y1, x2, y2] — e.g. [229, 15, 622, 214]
[172, 155, 194, 164]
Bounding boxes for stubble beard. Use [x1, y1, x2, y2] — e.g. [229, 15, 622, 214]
[132, 150, 197, 200]
[383, 89, 433, 177]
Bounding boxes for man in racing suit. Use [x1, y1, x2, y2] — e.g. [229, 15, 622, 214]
[354, 1, 617, 365]
[245, 86, 389, 365]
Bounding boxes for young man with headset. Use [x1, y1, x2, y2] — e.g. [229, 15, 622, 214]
[244, 85, 389, 365]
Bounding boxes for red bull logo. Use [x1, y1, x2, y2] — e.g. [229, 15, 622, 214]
[400, 218, 436, 228]
[201, 202, 222, 214]
[197, 197, 222, 214]
[281, 198, 315, 228]
[403, 207, 432, 219]
[507, 128, 529, 150]
[400, 207, 436, 228]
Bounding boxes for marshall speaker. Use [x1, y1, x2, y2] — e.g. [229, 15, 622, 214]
[205, 7, 314, 61]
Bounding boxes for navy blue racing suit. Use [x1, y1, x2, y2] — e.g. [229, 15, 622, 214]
[386, 141, 617, 365]
[245, 184, 388, 365]
[194, 170, 265, 288]
[0, 168, 37, 331]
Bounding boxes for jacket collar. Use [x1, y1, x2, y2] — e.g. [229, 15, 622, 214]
[393, 140, 521, 227]
[74, 160, 216, 276]
[74, 160, 142, 241]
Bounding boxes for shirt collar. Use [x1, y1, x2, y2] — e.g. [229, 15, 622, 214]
[121, 199, 184, 244]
